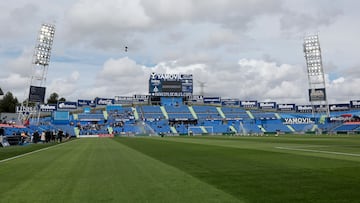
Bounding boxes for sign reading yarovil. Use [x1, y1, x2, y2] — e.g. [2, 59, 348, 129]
[149, 72, 193, 96]
[283, 117, 314, 124]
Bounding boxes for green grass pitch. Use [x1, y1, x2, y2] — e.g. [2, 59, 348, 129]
[1, 135, 360, 202]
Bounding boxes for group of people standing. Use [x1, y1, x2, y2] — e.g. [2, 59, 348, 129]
[22, 129, 69, 144]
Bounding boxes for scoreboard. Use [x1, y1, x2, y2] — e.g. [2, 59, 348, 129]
[149, 73, 193, 96]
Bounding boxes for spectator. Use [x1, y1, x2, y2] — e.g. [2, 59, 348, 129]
[56, 130, 63, 143]
[33, 130, 40, 143]
[40, 132, 46, 143]
[45, 130, 51, 143]
[51, 130, 56, 142]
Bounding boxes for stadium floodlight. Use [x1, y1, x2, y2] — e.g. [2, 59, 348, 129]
[18, 23, 56, 125]
[303, 34, 329, 118]
[33, 24, 55, 66]
[303, 35, 323, 76]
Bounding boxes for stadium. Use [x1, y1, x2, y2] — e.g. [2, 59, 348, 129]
[1, 74, 359, 138]
[1, 23, 360, 202]
[1, 71, 360, 139]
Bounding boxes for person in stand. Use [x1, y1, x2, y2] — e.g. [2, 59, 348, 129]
[33, 130, 40, 144]
[45, 130, 51, 143]
[51, 130, 55, 142]
[40, 131, 46, 143]
[65, 132, 70, 140]
[56, 130, 63, 143]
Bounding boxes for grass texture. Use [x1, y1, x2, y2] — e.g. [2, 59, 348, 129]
[1, 135, 360, 202]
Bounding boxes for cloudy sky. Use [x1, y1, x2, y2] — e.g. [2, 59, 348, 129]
[0, 0, 359, 104]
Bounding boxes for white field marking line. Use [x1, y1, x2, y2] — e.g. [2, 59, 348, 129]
[0, 142, 67, 164]
[275, 146, 360, 157]
[287, 145, 360, 148]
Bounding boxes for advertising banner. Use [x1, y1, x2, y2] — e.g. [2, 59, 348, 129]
[57, 101, 78, 110]
[39, 104, 57, 112]
[78, 99, 96, 107]
[258, 102, 276, 110]
[189, 95, 204, 104]
[296, 105, 313, 113]
[350, 100, 360, 108]
[313, 105, 329, 112]
[150, 92, 192, 97]
[96, 98, 115, 105]
[16, 106, 37, 114]
[282, 117, 315, 124]
[221, 99, 240, 106]
[203, 97, 221, 104]
[134, 95, 149, 103]
[277, 104, 295, 111]
[114, 96, 134, 104]
[329, 103, 350, 111]
[240, 101, 257, 109]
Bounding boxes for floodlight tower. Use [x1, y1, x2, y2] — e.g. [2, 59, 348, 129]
[303, 34, 330, 118]
[18, 23, 56, 124]
[31, 23, 55, 87]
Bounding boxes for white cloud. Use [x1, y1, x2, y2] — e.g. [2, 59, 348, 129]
[47, 71, 80, 100]
[82, 57, 310, 103]
[0, 73, 28, 101]
[5, 48, 33, 76]
[327, 77, 360, 102]
[64, 0, 151, 48]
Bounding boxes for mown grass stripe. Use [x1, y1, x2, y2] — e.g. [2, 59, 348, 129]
[0, 138, 240, 203]
[0, 141, 71, 163]
[275, 146, 360, 157]
[116, 136, 360, 203]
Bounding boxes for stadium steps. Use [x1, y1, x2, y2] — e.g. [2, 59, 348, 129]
[160, 106, 169, 119]
[275, 113, 281, 119]
[246, 111, 255, 119]
[74, 127, 80, 138]
[107, 127, 113, 134]
[311, 124, 318, 132]
[103, 111, 108, 120]
[286, 125, 296, 132]
[188, 106, 198, 119]
[132, 107, 139, 120]
[138, 105, 145, 120]
[258, 125, 266, 132]
[200, 126, 208, 133]
[319, 115, 327, 124]
[216, 107, 226, 119]
[170, 126, 178, 134]
[229, 126, 237, 133]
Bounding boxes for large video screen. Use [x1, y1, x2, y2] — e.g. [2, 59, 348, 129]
[149, 73, 193, 96]
[308, 88, 326, 102]
[162, 81, 182, 92]
[28, 85, 46, 103]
